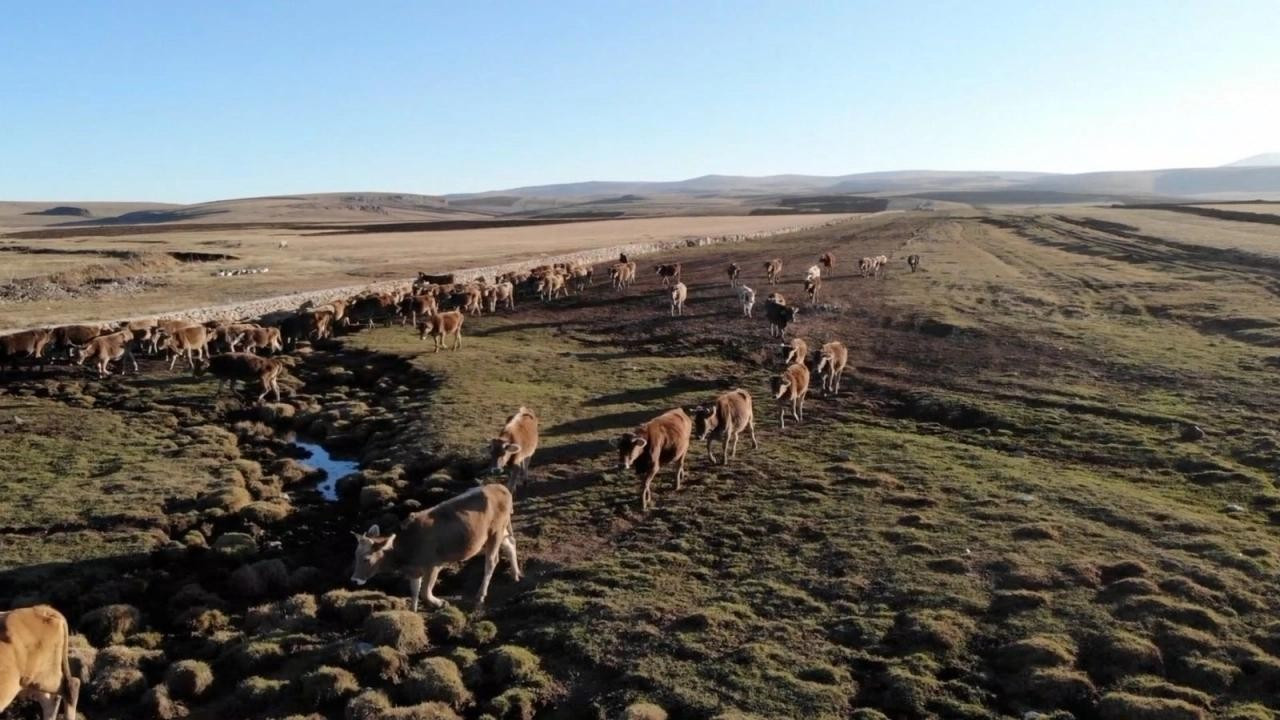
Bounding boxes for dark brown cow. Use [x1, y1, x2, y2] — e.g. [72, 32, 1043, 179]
[349, 293, 397, 327]
[907, 254, 921, 272]
[727, 262, 741, 287]
[194, 352, 285, 403]
[487, 406, 539, 494]
[51, 325, 107, 356]
[614, 408, 693, 511]
[764, 299, 798, 338]
[235, 327, 283, 355]
[399, 294, 439, 326]
[655, 263, 681, 287]
[418, 311, 464, 352]
[820, 252, 835, 269]
[764, 258, 783, 285]
[350, 485, 519, 610]
[74, 330, 138, 377]
[0, 605, 79, 720]
[0, 329, 53, 373]
[691, 389, 758, 465]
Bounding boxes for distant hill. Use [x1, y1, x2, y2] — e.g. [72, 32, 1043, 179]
[1224, 153, 1280, 167]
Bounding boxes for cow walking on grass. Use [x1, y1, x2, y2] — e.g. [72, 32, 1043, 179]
[0, 605, 80, 720]
[691, 389, 758, 465]
[488, 407, 539, 495]
[614, 408, 693, 511]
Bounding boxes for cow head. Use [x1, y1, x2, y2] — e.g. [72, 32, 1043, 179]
[690, 405, 720, 440]
[815, 353, 833, 375]
[771, 375, 792, 399]
[488, 438, 522, 474]
[351, 524, 396, 585]
[613, 432, 648, 470]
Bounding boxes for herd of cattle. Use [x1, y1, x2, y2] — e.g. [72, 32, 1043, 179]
[0, 247, 919, 719]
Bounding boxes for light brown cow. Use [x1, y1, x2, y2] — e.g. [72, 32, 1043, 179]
[820, 252, 835, 269]
[0, 605, 79, 720]
[691, 389, 758, 465]
[609, 262, 636, 290]
[569, 264, 593, 292]
[400, 294, 439, 326]
[165, 324, 210, 370]
[74, 330, 138, 377]
[669, 281, 687, 316]
[350, 485, 520, 610]
[303, 309, 335, 341]
[771, 363, 810, 428]
[655, 263, 681, 287]
[764, 258, 783, 285]
[782, 338, 809, 366]
[235, 327, 283, 355]
[460, 284, 485, 315]
[195, 352, 285, 403]
[484, 282, 515, 313]
[858, 257, 874, 276]
[727, 262, 741, 287]
[537, 273, 567, 301]
[615, 408, 693, 511]
[418, 310, 464, 352]
[124, 319, 158, 351]
[0, 329, 53, 373]
[816, 341, 849, 396]
[212, 323, 258, 352]
[804, 275, 822, 304]
[488, 406, 539, 494]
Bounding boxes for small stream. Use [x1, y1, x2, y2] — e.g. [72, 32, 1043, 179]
[287, 435, 358, 502]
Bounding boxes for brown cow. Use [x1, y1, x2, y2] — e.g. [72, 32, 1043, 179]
[303, 309, 335, 341]
[771, 363, 810, 429]
[0, 605, 79, 720]
[727, 262, 741, 287]
[568, 264, 593, 292]
[74, 330, 138, 377]
[0, 329, 53, 373]
[655, 263, 681, 287]
[418, 310, 464, 352]
[804, 275, 822, 304]
[194, 352, 285, 403]
[460, 284, 485, 315]
[615, 408, 693, 511]
[536, 273, 567, 301]
[165, 325, 210, 370]
[764, 258, 783, 285]
[484, 281, 515, 313]
[350, 485, 520, 610]
[820, 252, 835, 269]
[235, 327, 283, 355]
[816, 341, 849, 396]
[782, 338, 809, 366]
[764, 299, 798, 338]
[124, 319, 158, 351]
[691, 389, 758, 465]
[858, 257, 874, 276]
[51, 325, 107, 356]
[349, 293, 397, 327]
[487, 406, 539, 494]
[670, 281, 687, 317]
[400, 294, 439, 326]
[907, 254, 921, 272]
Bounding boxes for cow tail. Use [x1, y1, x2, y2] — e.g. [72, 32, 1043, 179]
[61, 612, 80, 710]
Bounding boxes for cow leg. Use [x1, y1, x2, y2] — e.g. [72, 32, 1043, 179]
[32, 689, 61, 720]
[726, 432, 735, 462]
[407, 576, 423, 613]
[705, 437, 718, 465]
[674, 453, 685, 490]
[421, 565, 445, 608]
[834, 370, 842, 394]
[453, 331, 462, 350]
[797, 394, 806, 423]
[476, 536, 502, 605]
[125, 348, 138, 374]
[640, 469, 656, 511]
[778, 404, 786, 429]
[168, 352, 179, 371]
[272, 377, 281, 403]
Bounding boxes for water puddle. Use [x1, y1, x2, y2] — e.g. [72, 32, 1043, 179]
[287, 435, 358, 502]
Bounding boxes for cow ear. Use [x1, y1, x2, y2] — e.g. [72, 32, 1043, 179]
[505, 442, 521, 453]
[633, 438, 648, 449]
[366, 524, 381, 538]
[382, 534, 396, 550]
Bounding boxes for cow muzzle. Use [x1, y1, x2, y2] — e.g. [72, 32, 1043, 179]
[350, 575, 367, 586]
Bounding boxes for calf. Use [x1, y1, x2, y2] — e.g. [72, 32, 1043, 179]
[782, 338, 809, 366]
[350, 485, 520, 610]
[764, 299, 798, 338]
[669, 281, 687, 316]
[655, 263, 681, 287]
[0, 605, 79, 720]
[691, 389, 758, 465]
[614, 408, 693, 511]
[418, 310, 464, 352]
[303, 309, 335, 341]
[214, 323, 259, 352]
[488, 406, 539, 494]
[816, 341, 849, 395]
[804, 275, 821, 304]
[907, 254, 921, 272]
[194, 352, 285, 403]
[124, 319, 158, 351]
[771, 362, 810, 429]
[764, 258, 783, 284]
[235, 326, 283, 355]
[165, 325, 210, 370]
[820, 251, 835, 269]
[460, 284, 485, 315]
[153, 319, 200, 355]
[0, 329, 53, 373]
[727, 262, 740, 287]
[74, 330, 138, 377]
[739, 286, 756, 318]
[569, 264, 593, 292]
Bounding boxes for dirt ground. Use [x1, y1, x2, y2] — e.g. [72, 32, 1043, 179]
[2, 208, 1279, 720]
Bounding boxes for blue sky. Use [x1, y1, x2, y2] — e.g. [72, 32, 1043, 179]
[2, 1, 1277, 202]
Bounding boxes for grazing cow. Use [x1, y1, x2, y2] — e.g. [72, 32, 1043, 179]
[739, 286, 756, 318]
[782, 338, 809, 366]
[655, 263, 681, 287]
[350, 485, 520, 610]
[820, 252, 835, 269]
[0, 329, 53, 373]
[165, 325, 210, 370]
[804, 275, 822, 304]
[488, 407, 539, 494]
[194, 352, 285, 403]
[907, 254, 921, 272]
[0, 605, 79, 720]
[727, 262, 741, 287]
[235, 327, 283, 355]
[615, 408, 693, 511]
[764, 299, 798, 338]
[764, 258, 783, 285]
[670, 282, 687, 316]
[805, 264, 822, 281]
[873, 255, 889, 276]
[816, 341, 849, 396]
[771, 362, 810, 429]
[691, 389, 758, 465]
[418, 310, 464, 352]
[859, 257, 874, 276]
[74, 330, 138, 377]
[349, 293, 397, 327]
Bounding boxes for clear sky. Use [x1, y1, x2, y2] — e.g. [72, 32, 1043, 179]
[2, 1, 1277, 202]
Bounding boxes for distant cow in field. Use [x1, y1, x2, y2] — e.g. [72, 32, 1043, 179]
[349, 293, 397, 327]
[350, 484, 520, 610]
[484, 282, 515, 313]
[727, 262, 740, 287]
[805, 264, 821, 281]
[0, 329, 53, 373]
[416, 272, 455, 288]
[303, 309, 336, 341]
[820, 252, 835, 269]
[419, 310, 464, 352]
[614, 408, 693, 511]
[764, 299, 798, 337]
[816, 341, 849, 395]
[235, 326, 283, 355]
[0, 605, 80, 720]
[537, 273, 567, 301]
[691, 389, 758, 465]
[670, 282, 687, 316]
[609, 262, 636, 290]
[165, 325, 210, 370]
[655, 263, 681, 287]
[858, 257, 874, 276]
[771, 362, 810, 429]
[739, 286, 756, 318]
[488, 406, 538, 494]
[153, 319, 200, 355]
[804, 275, 821, 304]
[764, 258, 783, 284]
[74, 330, 138, 377]
[907, 254, 920, 272]
[568, 264, 593, 292]
[782, 338, 808, 366]
[195, 352, 286, 403]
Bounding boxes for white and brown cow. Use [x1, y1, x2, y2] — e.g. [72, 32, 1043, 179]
[488, 406, 539, 494]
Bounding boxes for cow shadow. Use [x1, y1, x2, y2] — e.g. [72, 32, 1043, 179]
[544, 409, 659, 436]
[583, 377, 722, 407]
[537, 438, 612, 465]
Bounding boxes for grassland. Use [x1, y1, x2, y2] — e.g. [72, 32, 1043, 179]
[2, 208, 1280, 719]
